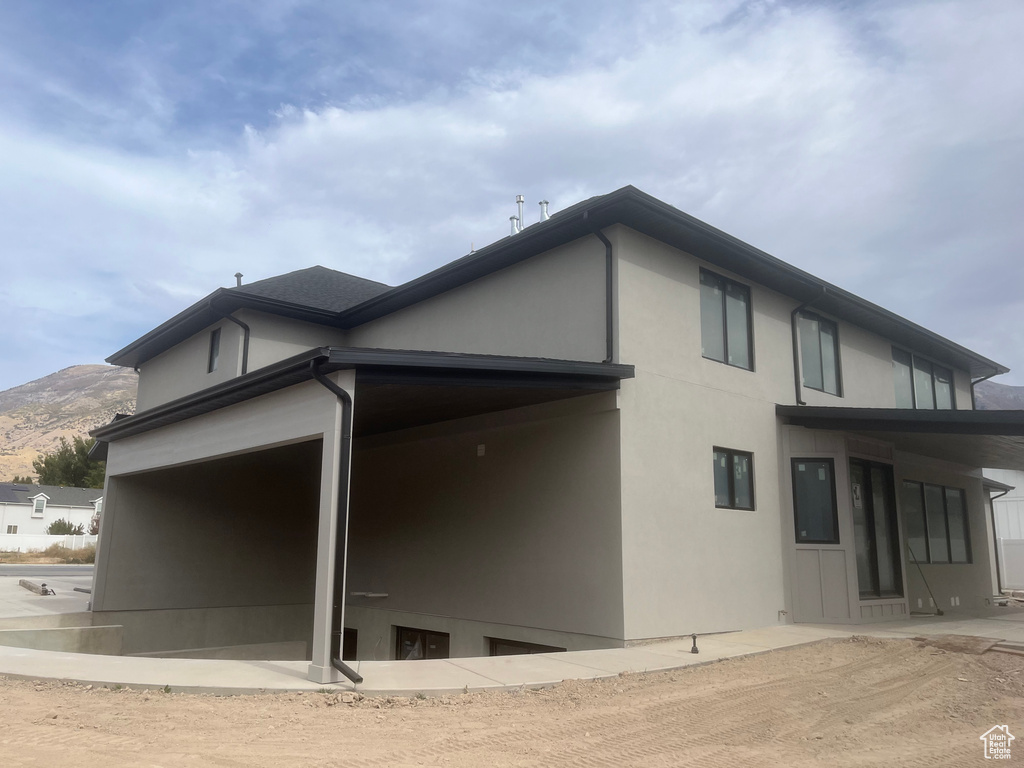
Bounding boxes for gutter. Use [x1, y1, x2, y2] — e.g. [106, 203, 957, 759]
[310, 361, 363, 686]
[987, 483, 1013, 596]
[790, 287, 827, 406]
[970, 372, 998, 410]
[593, 230, 615, 364]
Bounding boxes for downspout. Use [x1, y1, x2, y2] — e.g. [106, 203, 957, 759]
[593, 230, 615, 364]
[989, 485, 1011, 596]
[970, 372, 997, 410]
[790, 286, 827, 406]
[310, 361, 363, 685]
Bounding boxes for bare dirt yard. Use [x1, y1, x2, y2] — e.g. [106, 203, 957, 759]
[1, 636, 1021, 767]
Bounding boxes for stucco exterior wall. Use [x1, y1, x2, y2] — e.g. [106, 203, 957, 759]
[345, 392, 625, 650]
[348, 236, 608, 362]
[236, 310, 348, 371]
[610, 225, 975, 639]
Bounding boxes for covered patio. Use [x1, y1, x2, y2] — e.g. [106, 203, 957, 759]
[91, 348, 633, 684]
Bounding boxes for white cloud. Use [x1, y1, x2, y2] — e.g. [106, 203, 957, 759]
[2, 0, 1024, 389]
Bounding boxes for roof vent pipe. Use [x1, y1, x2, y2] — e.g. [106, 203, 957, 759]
[510, 216, 520, 236]
[234, 272, 243, 287]
[516, 195, 525, 232]
[539, 200, 550, 221]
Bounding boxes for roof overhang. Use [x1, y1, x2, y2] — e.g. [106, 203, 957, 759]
[777, 405, 1024, 469]
[338, 186, 1007, 379]
[91, 347, 634, 446]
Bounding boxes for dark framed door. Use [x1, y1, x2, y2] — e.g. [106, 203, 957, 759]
[849, 459, 903, 599]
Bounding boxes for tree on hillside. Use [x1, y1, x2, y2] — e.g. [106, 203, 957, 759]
[32, 436, 105, 489]
[11, 475, 34, 484]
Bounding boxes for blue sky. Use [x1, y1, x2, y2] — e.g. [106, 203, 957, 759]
[2, 0, 1023, 391]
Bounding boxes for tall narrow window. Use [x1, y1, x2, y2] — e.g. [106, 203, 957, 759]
[892, 348, 915, 408]
[700, 270, 752, 370]
[208, 328, 221, 373]
[713, 448, 754, 510]
[792, 459, 839, 544]
[798, 313, 841, 396]
[32, 497, 46, 518]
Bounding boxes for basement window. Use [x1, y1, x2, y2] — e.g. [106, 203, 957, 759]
[395, 626, 450, 660]
[489, 638, 566, 656]
[207, 328, 221, 373]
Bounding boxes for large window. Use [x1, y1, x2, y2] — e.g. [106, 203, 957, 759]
[900, 481, 971, 564]
[792, 459, 839, 544]
[700, 270, 752, 370]
[892, 349, 954, 410]
[798, 312, 841, 396]
[713, 448, 754, 510]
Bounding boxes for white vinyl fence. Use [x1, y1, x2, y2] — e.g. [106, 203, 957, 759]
[0, 533, 98, 552]
[999, 538, 1024, 591]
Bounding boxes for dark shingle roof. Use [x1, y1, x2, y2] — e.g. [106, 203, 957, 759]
[0, 483, 102, 506]
[230, 266, 390, 313]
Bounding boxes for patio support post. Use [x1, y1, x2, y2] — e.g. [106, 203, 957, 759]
[307, 368, 358, 684]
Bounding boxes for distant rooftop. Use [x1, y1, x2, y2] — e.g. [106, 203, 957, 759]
[0, 483, 102, 506]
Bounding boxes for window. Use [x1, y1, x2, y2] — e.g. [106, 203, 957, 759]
[395, 626, 450, 660]
[700, 269, 753, 370]
[31, 497, 46, 518]
[797, 312, 840, 395]
[892, 349, 954, 410]
[6, 525, 17, 534]
[792, 459, 839, 544]
[489, 638, 566, 656]
[207, 328, 221, 373]
[900, 481, 970, 564]
[850, 459, 902, 599]
[713, 448, 754, 510]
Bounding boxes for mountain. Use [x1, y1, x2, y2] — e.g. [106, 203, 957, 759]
[0, 365, 137, 482]
[974, 380, 1024, 411]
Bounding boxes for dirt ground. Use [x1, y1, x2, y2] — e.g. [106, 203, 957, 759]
[0, 637, 1021, 767]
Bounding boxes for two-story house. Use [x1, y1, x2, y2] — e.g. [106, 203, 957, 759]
[89, 186, 1024, 684]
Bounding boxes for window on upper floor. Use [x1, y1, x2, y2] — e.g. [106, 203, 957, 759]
[900, 481, 970, 564]
[207, 328, 221, 373]
[699, 269, 753, 370]
[32, 497, 46, 518]
[797, 312, 841, 396]
[713, 448, 755, 510]
[892, 348, 954, 410]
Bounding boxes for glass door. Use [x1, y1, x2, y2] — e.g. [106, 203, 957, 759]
[849, 459, 903, 599]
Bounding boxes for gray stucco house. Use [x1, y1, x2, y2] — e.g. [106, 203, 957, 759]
[90, 186, 1024, 684]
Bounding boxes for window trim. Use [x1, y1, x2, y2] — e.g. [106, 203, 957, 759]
[792, 458, 840, 545]
[699, 268, 754, 371]
[891, 347, 956, 410]
[797, 311, 842, 396]
[207, 327, 221, 374]
[713, 447, 755, 510]
[901, 480, 972, 564]
[31, 496, 46, 518]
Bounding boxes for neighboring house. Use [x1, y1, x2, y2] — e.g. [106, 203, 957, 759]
[89, 186, 1024, 684]
[0, 482, 101, 536]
